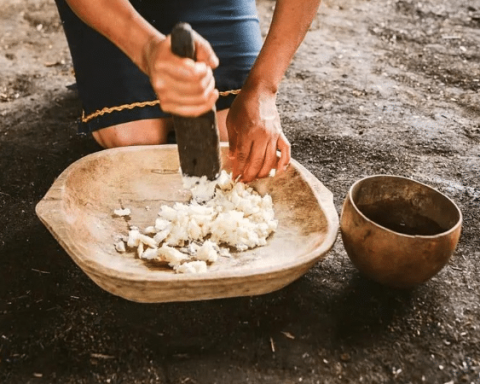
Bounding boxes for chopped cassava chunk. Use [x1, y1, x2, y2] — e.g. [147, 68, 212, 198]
[114, 171, 277, 273]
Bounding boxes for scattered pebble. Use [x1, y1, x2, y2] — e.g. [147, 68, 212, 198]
[340, 353, 351, 362]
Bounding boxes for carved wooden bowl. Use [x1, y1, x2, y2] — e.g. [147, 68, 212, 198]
[340, 175, 462, 288]
[36, 144, 339, 302]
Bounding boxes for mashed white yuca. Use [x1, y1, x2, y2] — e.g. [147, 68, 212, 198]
[114, 171, 277, 273]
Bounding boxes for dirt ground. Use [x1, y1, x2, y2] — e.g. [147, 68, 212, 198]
[1, 0, 479, 383]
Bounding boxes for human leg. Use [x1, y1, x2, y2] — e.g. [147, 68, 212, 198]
[216, 109, 229, 142]
[93, 108, 226, 148]
[92, 118, 173, 148]
[55, 0, 261, 145]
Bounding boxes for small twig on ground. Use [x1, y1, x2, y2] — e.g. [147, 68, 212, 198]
[31, 268, 50, 274]
[181, 378, 197, 384]
[90, 353, 115, 359]
[270, 337, 276, 353]
[281, 331, 295, 340]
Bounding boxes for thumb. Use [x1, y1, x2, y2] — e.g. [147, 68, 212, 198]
[194, 32, 219, 69]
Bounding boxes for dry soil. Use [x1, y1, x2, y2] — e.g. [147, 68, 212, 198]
[1, 0, 479, 383]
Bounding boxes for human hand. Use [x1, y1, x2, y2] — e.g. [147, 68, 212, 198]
[143, 31, 219, 117]
[226, 86, 291, 183]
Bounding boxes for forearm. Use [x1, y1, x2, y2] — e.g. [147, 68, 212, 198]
[64, 0, 162, 74]
[245, 0, 321, 93]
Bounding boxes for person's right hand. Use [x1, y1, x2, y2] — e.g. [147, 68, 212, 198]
[143, 32, 219, 117]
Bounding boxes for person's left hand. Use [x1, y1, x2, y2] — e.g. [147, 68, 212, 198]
[226, 85, 291, 183]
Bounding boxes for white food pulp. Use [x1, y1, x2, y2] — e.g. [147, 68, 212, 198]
[114, 171, 277, 273]
[113, 208, 131, 217]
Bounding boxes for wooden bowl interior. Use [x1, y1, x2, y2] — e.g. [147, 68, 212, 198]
[57, 145, 331, 280]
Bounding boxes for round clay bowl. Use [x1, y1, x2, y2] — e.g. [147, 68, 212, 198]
[340, 175, 462, 288]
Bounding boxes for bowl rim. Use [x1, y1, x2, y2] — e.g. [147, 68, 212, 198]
[346, 174, 463, 238]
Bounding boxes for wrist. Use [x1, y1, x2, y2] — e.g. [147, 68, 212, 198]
[140, 33, 166, 74]
[242, 75, 279, 97]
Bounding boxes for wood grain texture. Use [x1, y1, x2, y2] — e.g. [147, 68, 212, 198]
[36, 144, 339, 303]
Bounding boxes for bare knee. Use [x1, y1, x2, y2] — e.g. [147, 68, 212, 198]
[93, 118, 173, 148]
[216, 109, 229, 142]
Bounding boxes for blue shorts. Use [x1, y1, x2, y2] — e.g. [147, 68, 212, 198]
[55, 0, 263, 133]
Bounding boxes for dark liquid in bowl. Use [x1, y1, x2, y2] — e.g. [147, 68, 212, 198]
[356, 201, 446, 236]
